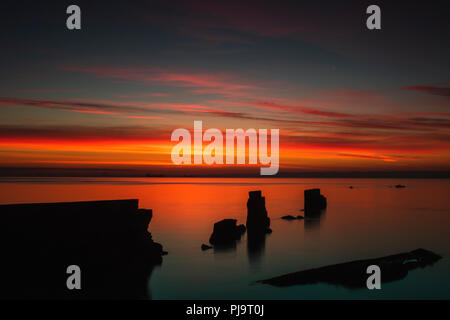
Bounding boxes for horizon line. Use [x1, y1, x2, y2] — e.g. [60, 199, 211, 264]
[0, 167, 449, 179]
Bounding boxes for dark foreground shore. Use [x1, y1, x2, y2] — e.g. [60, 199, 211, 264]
[0, 199, 165, 299]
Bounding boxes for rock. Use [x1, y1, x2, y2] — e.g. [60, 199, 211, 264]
[348, 186, 354, 189]
[246, 191, 271, 234]
[282, 215, 304, 220]
[395, 184, 406, 188]
[304, 188, 327, 215]
[209, 219, 246, 246]
[257, 248, 442, 289]
[236, 224, 246, 234]
[201, 244, 213, 251]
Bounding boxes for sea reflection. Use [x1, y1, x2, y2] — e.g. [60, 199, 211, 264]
[304, 209, 326, 232]
[247, 232, 268, 270]
[213, 241, 238, 253]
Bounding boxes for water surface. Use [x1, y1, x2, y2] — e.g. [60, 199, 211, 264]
[1, 177, 449, 299]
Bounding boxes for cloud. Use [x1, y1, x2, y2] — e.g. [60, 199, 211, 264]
[0, 97, 154, 115]
[282, 131, 450, 155]
[325, 89, 378, 99]
[64, 66, 256, 97]
[3, 96, 450, 134]
[337, 153, 397, 162]
[401, 86, 450, 97]
[0, 96, 249, 120]
[0, 125, 169, 144]
[250, 101, 354, 118]
[118, 93, 169, 98]
[248, 100, 450, 130]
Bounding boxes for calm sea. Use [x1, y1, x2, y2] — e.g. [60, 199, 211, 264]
[1, 177, 449, 299]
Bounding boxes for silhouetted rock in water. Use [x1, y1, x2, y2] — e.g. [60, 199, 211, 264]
[246, 191, 271, 234]
[395, 184, 406, 188]
[0, 199, 165, 299]
[201, 244, 213, 251]
[281, 215, 304, 220]
[304, 190, 326, 231]
[209, 219, 246, 246]
[304, 188, 327, 215]
[257, 248, 441, 289]
[245, 191, 271, 266]
[349, 186, 354, 189]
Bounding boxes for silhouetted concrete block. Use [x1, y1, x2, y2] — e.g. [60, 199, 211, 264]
[246, 190, 271, 234]
[304, 188, 327, 215]
[209, 219, 246, 246]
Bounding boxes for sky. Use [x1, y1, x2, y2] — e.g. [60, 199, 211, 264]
[0, 0, 449, 176]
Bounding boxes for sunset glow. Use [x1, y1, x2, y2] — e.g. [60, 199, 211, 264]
[1, 1, 449, 176]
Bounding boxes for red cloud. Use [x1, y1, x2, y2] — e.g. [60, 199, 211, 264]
[64, 66, 256, 97]
[401, 86, 450, 97]
[326, 89, 377, 99]
[250, 101, 354, 118]
[0, 97, 151, 115]
[0, 125, 169, 144]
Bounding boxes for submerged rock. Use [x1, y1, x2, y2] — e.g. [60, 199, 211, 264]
[257, 248, 442, 289]
[201, 244, 213, 251]
[246, 191, 271, 234]
[395, 184, 406, 188]
[281, 215, 304, 220]
[209, 219, 246, 246]
[304, 188, 327, 215]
